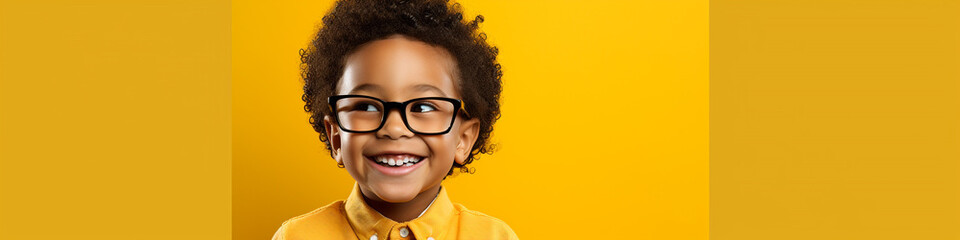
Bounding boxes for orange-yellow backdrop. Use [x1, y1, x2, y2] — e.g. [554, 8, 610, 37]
[232, 0, 708, 239]
[3, 0, 959, 239]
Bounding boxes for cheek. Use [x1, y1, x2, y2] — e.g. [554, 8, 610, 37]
[423, 134, 458, 165]
[339, 133, 375, 182]
[340, 133, 372, 162]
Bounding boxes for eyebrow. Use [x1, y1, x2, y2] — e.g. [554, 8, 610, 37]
[346, 83, 448, 97]
[346, 83, 383, 95]
[411, 84, 448, 97]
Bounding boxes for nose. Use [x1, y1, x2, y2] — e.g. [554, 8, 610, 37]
[376, 108, 413, 139]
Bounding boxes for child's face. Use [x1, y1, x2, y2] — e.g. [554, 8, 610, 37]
[324, 35, 480, 203]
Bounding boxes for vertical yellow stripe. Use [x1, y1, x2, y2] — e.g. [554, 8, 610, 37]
[0, 1, 231, 239]
[711, 0, 960, 239]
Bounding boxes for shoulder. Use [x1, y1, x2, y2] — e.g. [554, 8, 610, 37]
[272, 200, 354, 240]
[453, 203, 519, 240]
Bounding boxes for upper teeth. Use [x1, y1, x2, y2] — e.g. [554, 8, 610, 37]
[375, 155, 422, 167]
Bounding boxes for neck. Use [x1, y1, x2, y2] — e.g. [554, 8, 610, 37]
[360, 184, 441, 222]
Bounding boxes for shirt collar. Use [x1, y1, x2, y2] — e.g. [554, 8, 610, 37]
[344, 184, 456, 240]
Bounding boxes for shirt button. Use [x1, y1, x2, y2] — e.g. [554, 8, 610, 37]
[398, 227, 410, 237]
[427, 237, 435, 240]
[369, 234, 378, 240]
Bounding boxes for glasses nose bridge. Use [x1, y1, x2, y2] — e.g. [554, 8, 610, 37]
[380, 101, 406, 123]
[382, 101, 405, 116]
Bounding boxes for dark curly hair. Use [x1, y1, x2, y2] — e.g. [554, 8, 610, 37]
[300, 0, 502, 175]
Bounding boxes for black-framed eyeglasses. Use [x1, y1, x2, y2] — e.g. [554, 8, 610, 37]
[328, 95, 470, 135]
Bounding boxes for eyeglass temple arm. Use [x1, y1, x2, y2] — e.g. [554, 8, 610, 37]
[459, 104, 471, 118]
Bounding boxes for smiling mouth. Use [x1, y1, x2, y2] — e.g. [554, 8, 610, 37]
[366, 154, 425, 167]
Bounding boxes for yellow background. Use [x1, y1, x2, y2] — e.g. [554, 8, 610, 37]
[2, 0, 958, 239]
[0, 0, 231, 239]
[710, 1, 960, 239]
[232, 0, 708, 239]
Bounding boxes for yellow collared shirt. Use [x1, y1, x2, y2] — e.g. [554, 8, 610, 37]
[272, 185, 518, 240]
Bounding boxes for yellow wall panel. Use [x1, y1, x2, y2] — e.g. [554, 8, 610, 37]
[711, 0, 960, 239]
[232, 0, 708, 239]
[0, 0, 231, 239]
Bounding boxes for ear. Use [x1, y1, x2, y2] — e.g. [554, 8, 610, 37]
[454, 118, 481, 165]
[323, 115, 343, 165]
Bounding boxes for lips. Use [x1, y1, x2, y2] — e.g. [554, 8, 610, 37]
[371, 154, 423, 167]
[364, 153, 426, 167]
[364, 152, 427, 176]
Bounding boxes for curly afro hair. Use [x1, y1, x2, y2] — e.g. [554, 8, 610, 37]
[300, 0, 502, 175]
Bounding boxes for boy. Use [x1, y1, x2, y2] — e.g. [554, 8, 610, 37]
[272, 0, 516, 239]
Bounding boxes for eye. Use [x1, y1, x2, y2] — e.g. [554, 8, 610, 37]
[411, 103, 437, 113]
[351, 103, 380, 112]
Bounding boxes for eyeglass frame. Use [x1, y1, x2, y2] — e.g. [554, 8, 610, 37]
[327, 94, 471, 135]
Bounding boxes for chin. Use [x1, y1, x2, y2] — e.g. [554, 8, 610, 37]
[369, 181, 423, 203]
